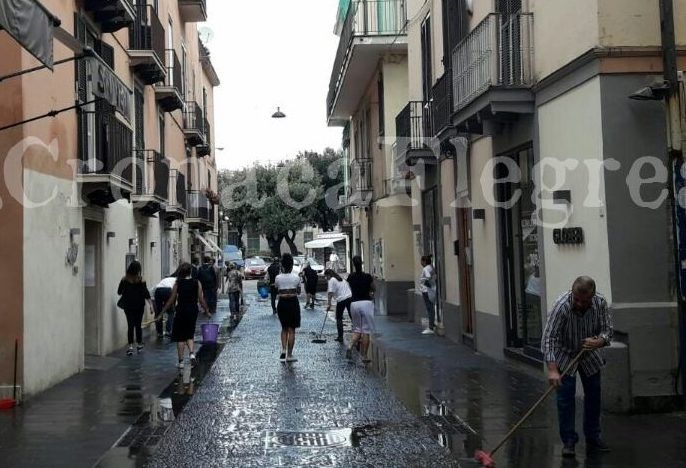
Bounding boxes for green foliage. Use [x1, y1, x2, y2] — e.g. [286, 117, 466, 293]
[217, 149, 345, 256]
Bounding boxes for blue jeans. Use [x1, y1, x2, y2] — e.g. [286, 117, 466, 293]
[229, 291, 241, 315]
[556, 371, 602, 446]
[422, 292, 435, 329]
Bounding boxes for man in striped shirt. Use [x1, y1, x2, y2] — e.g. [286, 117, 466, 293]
[541, 276, 613, 458]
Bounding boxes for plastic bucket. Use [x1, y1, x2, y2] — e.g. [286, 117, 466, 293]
[258, 285, 270, 299]
[0, 398, 16, 410]
[201, 323, 219, 343]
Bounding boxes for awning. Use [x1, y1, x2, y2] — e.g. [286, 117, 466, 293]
[305, 235, 346, 249]
[205, 236, 222, 254]
[0, 0, 59, 69]
[194, 232, 221, 253]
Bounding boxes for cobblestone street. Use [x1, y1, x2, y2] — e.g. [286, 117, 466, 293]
[149, 290, 459, 467]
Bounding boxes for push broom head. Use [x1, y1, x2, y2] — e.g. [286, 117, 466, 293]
[474, 450, 495, 467]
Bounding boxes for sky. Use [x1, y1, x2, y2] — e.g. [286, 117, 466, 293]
[203, 0, 343, 170]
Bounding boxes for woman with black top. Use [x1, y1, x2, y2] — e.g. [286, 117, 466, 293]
[117, 261, 155, 356]
[160, 262, 210, 369]
[275, 253, 301, 362]
[346, 256, 375, 363]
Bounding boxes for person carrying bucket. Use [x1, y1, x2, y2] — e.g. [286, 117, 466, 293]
[159, 262, 211, 370]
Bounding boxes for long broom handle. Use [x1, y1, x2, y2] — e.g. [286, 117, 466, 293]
[489, 349, 586, 457]
[13, 339, 18, 401]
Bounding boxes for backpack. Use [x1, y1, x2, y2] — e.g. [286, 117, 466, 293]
[197, 265, 216, 290]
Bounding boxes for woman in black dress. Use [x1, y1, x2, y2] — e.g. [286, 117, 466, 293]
[160, 262, 210, 369]
[275, 253, 302, 362]
[117, 261, 155, 356]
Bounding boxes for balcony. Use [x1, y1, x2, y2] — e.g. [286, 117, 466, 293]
[84, 0, 136, 33]
[131, 150, 169, 216]
[164, 170, 187, 221]
[77, 101, 134, 206]
[430, 71, 457, 141]
[348, 158, 373, 207]
[451, 13, 534, 131]
[183, 102, 206, 147]
[179, 0, 207, 23]
[395, 101, 434, 168]
[128, 3, 166, 85]
[155, 49, 184, 112]
[327, 0, 407, 126]
[197, 118, 211, 157]
[187, 190, 214, 231]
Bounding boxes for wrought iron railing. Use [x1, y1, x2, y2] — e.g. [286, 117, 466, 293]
[129, 3, 164, 60]
[78, 101, 133, 184]
[133, 150, 169, 200]
[187, 190, 212, 222]
[168, 169, 187, 210]
[183, 101, 203, 132]
[163, 48, 183, 96]
[327, 0, 407, 117]
[431, 71, 453, 136]
[350, 158, 373, 193]
[395, 101, 432, 151]
[452, 13, 533, 112]
[203, 117, 211, 146]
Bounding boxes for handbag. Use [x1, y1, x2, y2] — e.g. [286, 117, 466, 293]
[117, 295, 126, 309]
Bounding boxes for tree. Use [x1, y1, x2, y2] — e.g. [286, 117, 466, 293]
[218, 149, 345, 257]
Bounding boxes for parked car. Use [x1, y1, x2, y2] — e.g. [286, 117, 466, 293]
[244, 257, 267, 279]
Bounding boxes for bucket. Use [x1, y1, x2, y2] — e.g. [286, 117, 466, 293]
[0, 398, 16, 410]
[258, 285, 270, 299]
[201, 323, 219, 343]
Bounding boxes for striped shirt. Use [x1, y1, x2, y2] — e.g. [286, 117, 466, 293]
[541, 291, 613, 377]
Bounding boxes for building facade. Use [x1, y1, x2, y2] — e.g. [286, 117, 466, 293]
[330, 0, 686, 410]
[328, 0, 416, 317]
[0, 0, 219, 399]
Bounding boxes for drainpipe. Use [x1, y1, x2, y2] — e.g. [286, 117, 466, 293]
[658, 0, 686, 400]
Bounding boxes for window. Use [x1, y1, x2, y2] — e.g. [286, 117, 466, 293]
[420, 16, 432, 101]
[377, 74, 385, 138]
[134, 87, 145, 150]
[158, 110, 165, 155]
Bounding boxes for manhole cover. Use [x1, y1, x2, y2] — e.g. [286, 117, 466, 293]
[264, 429, 353, 449]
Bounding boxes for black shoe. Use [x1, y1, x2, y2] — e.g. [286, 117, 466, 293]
[126, 346, 134, 356]
[586, 439, 610, 453]
[334, 337, 344, 343]
[345, 349, 353, 360]
[279, 352, 286, 362]
[562, 444, 576, 458]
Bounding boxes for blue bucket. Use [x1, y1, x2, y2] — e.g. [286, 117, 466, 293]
[201, 323, 219, 343]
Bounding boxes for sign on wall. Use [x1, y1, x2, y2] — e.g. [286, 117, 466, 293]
[552, 227, 584, 245]
[88, 56, 131, 121]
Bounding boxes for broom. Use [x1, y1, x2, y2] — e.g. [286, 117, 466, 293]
[474, 349, 586, 467]
[311, 309, 329, 344]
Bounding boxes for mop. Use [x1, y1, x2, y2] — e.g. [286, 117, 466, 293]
[473, 349, 586, 467]
[311, 309, 329, 344]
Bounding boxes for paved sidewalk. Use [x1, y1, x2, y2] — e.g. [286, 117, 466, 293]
[369, 316, 686, 468]
[149, 293, 460, 467]
[0, 300, 231, 468]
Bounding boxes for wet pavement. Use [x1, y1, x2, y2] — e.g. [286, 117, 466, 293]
[148, 288, 460, 467]
[368, 317, 686, 468]
[151, 284, 686, 468]
[0, 299, 233, 468]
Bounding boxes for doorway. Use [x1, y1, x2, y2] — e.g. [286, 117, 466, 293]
[84, 220, 102, 355]
[497, 145, 542, 359]
[422, 185, 443, 320]
[457, 207, 475, 343]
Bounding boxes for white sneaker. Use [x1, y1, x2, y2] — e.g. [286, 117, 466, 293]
[422, 329, 435, 335]
[177, 360, 184, 370]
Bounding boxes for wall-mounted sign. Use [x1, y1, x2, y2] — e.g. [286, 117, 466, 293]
[88, 56, 131, 121]
[553, 227, 584, 245]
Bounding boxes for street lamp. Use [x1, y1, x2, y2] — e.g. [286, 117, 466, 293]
[271, 107, 286, 119]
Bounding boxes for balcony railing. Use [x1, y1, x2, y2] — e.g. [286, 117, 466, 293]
[129, 4, 164, 57]
[327, 0, 407, 118]
[187, 190, 213, 223]
[351, 158, 373, 193]
[166, 169, 187, 213]
[431, 71, 453, 137]
[164, 49, 183, 94]
[395, 101, 433, 154]
[179, 0, 207, 22]
[183, 101, 205, 146]
[78, 101, 133, 184]
[452, 13, 534, 113]
[197, 117, 211, 157]
[84, 0, 136, 33]
[133, 150, 169, 200]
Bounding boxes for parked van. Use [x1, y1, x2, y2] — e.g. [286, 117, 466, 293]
[222, 245, 245, 268]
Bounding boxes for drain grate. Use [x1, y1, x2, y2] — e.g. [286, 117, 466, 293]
[264, 429, 353, 449]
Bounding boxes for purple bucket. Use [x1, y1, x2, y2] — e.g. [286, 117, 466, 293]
[201, 323, 219, 343]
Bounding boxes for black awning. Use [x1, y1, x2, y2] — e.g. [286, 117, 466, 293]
[0, 0, 59, 69]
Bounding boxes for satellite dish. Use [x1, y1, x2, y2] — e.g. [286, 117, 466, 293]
[199, 27, 214, 45]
